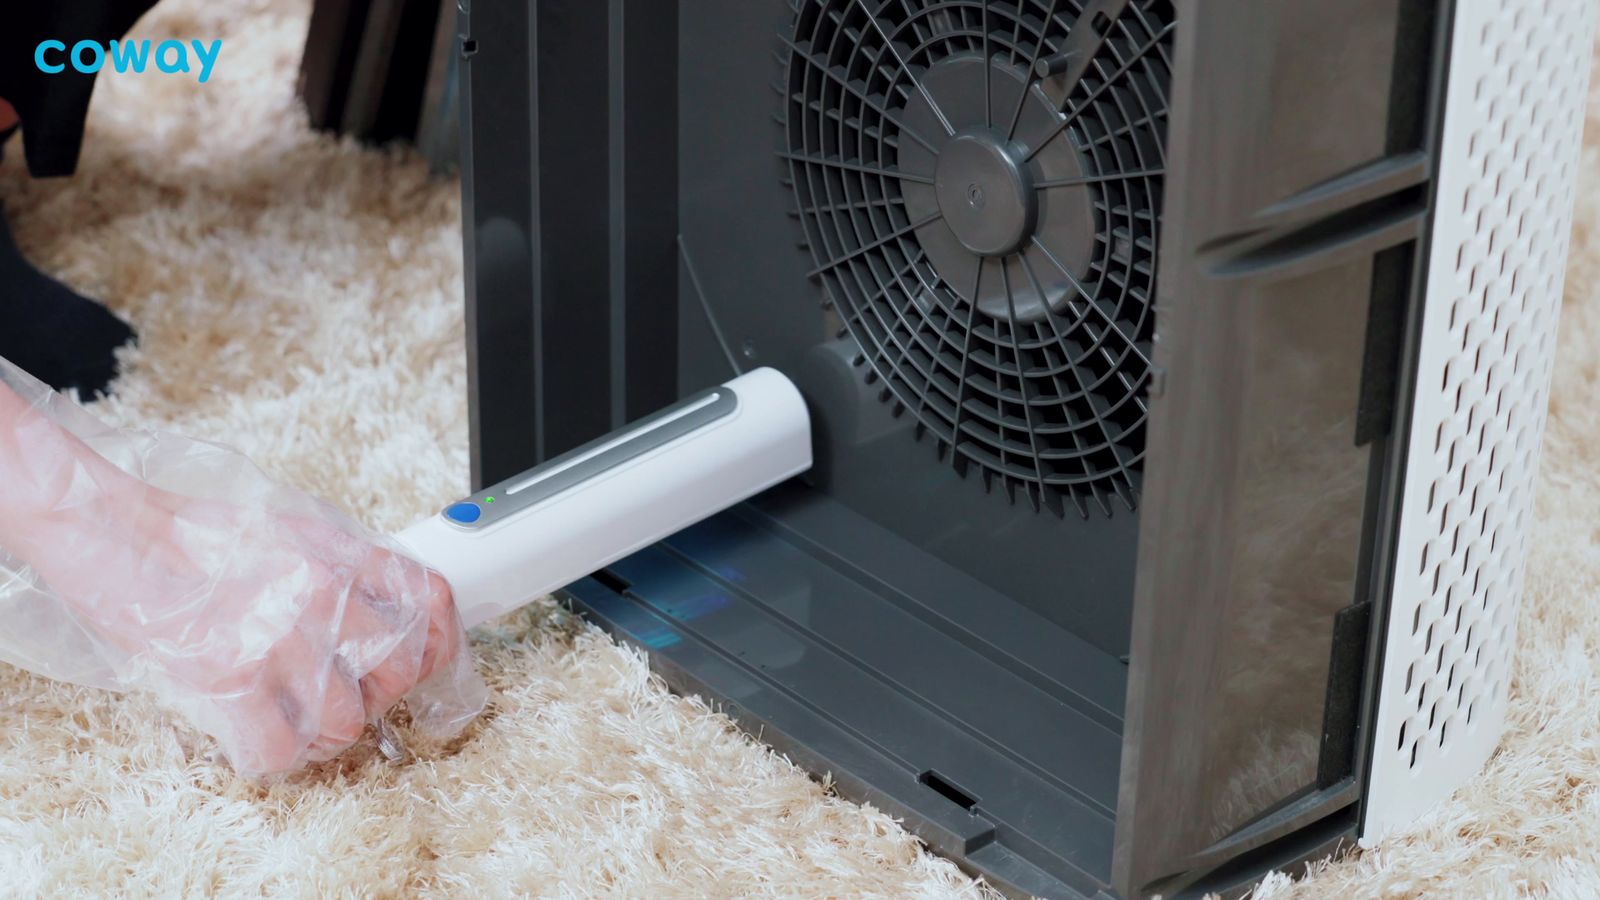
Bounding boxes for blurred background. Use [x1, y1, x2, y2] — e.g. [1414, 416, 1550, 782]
[298, 0, 461, 170]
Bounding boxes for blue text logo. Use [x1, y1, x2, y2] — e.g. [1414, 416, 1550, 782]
[35, 40, 223, 84]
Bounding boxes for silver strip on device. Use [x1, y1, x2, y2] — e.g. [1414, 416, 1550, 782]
[440, 387, 740, 531]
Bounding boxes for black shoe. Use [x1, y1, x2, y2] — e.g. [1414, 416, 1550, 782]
[0, 196, 136, 399]
[0, 1, 161, 177]
[0, 218, 137, 399]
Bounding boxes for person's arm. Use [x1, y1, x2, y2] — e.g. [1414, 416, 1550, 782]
[0, 378, 232, 627]
[0, 374, 478, 773]
[0, 375, 128, 538]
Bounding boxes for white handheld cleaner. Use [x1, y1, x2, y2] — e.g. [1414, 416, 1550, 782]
[396, 367, 812, 629]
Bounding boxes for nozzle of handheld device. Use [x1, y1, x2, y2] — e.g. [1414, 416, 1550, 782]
[396, 367, 813, 629]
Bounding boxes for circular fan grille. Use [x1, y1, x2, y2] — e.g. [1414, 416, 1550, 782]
[781, 0, 1174, 517]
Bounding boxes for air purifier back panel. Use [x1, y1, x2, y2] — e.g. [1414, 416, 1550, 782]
[1363, 0, 1596, 841]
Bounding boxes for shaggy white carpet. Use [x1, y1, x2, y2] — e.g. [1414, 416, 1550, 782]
[0, 0, 1596, 896]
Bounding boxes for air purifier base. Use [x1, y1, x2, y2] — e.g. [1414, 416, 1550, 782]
[564, 485, 1127, 898]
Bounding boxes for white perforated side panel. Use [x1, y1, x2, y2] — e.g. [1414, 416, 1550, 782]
[1363, 0, 1596, 842]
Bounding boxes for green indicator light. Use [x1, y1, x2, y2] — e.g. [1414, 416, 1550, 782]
[484, 497, 495, 504]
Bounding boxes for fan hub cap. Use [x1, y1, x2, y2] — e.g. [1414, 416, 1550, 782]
[897, 56, 1100, 323]
[935, 129, 1036, 258]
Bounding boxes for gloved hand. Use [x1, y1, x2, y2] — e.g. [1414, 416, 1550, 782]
[0, 356, 485, 774]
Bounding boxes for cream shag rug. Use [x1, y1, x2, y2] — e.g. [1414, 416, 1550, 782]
[0, 1, 1596, 896]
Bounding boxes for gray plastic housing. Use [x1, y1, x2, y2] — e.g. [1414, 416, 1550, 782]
[455, 1, 1452, 896]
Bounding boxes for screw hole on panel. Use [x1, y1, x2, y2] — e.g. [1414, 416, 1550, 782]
[919, 770, 980, 812]
[590, 569, 633, 596]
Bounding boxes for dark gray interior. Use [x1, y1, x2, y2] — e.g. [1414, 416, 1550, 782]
[667, 7, 1144, 887]
[457, 0, 1452, 896]
[675, 2, 1144, 660]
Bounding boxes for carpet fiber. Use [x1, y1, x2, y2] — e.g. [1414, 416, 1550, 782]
[0, 1, 1596, 896]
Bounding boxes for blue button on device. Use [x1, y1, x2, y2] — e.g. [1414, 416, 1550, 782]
[445, 502, 482, 524]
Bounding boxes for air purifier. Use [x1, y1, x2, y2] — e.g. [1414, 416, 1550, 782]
[447, 0, 1596, 895]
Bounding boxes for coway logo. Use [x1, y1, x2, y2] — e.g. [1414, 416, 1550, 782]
[35, 40, 223, 84]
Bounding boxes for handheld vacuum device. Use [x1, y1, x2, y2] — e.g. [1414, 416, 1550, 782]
[397, 368, 811, 629]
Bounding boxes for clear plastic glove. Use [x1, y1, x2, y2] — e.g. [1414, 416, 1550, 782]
[0, 356, 485, 775]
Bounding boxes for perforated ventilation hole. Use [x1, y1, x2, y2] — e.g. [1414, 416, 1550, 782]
[1367, 0, 1593, 817]
[779, 0, 1174, 517]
